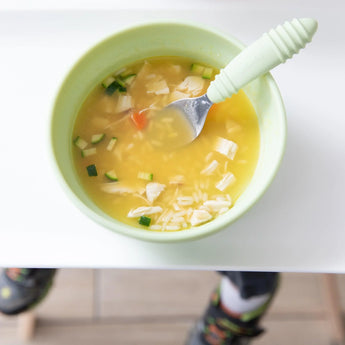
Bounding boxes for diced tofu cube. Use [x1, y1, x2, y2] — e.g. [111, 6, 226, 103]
[177, 76, 205, 96]
[115, 95, 133, 113]
[190, 210, 212, 226]
[214, 137, 238, 160]
[146, 78, 170, 95]
[146, 182, 166, 203]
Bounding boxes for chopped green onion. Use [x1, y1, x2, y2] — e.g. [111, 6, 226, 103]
[137, 172, 153, 181]
[91, 133, 105, 144]
[121, 74, 136, 86]
[102, 76, 116, 88]
[139, 216, 151, 226]
[115, 77, 126, 88]
[191, 63, 205, 74]
[81, 148, 97, 157]
[86, 164, 98, 177]
[106, 137, 117, 151]
[104, 170, 118, 181]
[106, 77, 127, 93]
[202, 67, 213, 79]
[191, 63, 213, 79]
[105, 81, 119, 95]
[73, 136, 88, 150]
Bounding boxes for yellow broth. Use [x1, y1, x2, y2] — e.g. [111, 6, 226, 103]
[72, 57, 260, 231]
[146, 106, 196, 149]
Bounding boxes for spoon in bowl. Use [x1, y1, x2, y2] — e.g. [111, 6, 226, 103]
[148, 18, 318, 148]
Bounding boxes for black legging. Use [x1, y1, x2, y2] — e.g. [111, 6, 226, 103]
[219, 271, 279, 299]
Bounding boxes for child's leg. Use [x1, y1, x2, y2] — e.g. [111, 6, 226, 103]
[186, 271, 279, 345]
[0, 268, 56, 315]
[219, 271, 278, 314]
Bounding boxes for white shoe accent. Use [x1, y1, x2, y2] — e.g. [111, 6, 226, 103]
[220, 277, 270, 314]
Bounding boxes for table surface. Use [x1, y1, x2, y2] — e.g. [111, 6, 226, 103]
[1, 0, 344, 272]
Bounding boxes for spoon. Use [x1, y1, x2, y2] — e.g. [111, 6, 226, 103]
[150, 18, 318, 148]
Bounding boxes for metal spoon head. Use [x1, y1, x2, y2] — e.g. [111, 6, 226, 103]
[146, 94, 213, 149]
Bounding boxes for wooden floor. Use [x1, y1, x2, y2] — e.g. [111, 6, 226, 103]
[0, 270, 344, 344]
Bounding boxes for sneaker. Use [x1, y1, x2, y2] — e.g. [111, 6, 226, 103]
[186, 287, 271, 345]
[0, 268, 56, 315]
[186, 320, 252, 345]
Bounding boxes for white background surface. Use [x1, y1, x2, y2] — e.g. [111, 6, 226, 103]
[0, 0, 344, 271]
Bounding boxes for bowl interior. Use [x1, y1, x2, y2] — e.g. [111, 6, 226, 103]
[51, 22, 286, 242]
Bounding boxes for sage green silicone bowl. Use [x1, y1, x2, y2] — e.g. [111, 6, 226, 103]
[51, 21, 286, 242]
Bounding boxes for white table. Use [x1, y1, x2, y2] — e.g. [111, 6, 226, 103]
[0, 0, 344, 272]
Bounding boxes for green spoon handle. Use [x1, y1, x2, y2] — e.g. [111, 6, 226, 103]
[207, 18, 318, 104]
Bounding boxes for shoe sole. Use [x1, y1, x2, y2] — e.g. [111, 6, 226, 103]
[0, 278, 54, 316]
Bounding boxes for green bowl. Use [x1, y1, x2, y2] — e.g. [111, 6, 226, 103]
[51, 21, 286, 242]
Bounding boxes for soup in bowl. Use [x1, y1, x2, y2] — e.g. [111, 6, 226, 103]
[51, 22, 286, 242]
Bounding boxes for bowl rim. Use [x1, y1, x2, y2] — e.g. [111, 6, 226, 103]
[50, 20, 287, 243]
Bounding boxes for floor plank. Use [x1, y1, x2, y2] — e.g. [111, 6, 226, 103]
[99, 271, 326, 317]
[36, 269, 94, 320]
[269, 273, 325, 315]
[337, 274, 345, 311]
[256, 319, 331, 345]
[99, 269, 219, 318]
[0, 319, 333, 345]
[0, 313, 17, 327]
[0, 322, 192, 345]
[0, 327, 18, 345]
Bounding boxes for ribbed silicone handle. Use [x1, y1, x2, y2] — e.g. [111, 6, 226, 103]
[207, 18, 318, 104]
